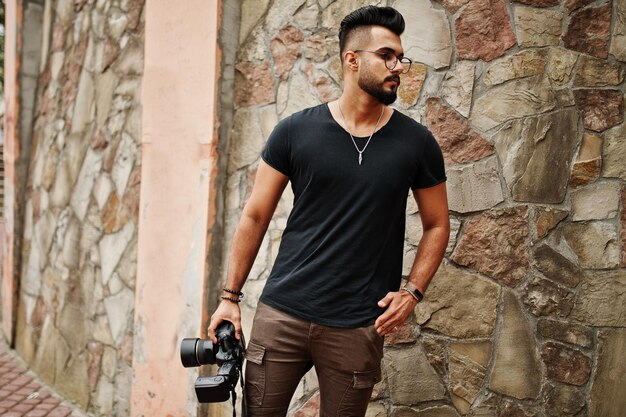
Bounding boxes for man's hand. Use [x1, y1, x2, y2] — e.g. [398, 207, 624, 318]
[375, 291, 418, 336]
[207, 300, 243, 343]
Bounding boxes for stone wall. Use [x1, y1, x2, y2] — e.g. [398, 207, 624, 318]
[14, 0, 144, 414]
[224, 0, 626, 416]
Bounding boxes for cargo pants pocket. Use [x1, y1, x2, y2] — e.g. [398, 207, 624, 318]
[335, 368, 382, 416]
[244, 341, 266, 407]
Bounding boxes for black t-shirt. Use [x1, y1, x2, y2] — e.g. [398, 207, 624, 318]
[260, 104, 446, 327]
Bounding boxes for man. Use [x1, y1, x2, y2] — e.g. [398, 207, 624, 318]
[208, 6, 449, 416]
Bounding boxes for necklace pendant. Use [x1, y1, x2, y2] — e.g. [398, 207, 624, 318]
[358, 154, 363, 165]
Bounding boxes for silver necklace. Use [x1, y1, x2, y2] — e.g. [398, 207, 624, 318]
[337, 102, 385, 166]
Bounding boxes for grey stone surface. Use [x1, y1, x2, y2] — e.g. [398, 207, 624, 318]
[603, 122, 626, 180]
[471, 76, 557, 131]
[570, 270, 626, 326]
[610, 0, 626, 61]
[70, 148, 104, 220]
[441, 61, 475, 117]
[514, 6, 563, 47]
[99, 222, 135, 285]
[523, 275, 575, 317]
[537, 319, 593, 348]
[533, 243, 584, 288]
[446, 157, 503, 213]
[111, 133, 137, 197]
[543, 383, 585, 416]
[574, 55, 624, 87]
[415, 263, 500, 338]
[492, 107, 579, 203]
[395, 0, 452, 69]
[103, 287, 135, 344]
[562, 222, 620, 269]
[484, 49, 547, 87]
[384, 343, 446, 405]
[449, 342, 491, 414]
[589, 330, 626, 416]
[571, 182, 620, 220]
[489, 290, 542, 399]
[228, 108, 266, 173]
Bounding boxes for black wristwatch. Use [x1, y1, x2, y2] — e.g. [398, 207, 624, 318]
[402, 283, 424, 302]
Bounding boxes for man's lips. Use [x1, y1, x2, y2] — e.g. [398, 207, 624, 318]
[385, 76, 401, 86]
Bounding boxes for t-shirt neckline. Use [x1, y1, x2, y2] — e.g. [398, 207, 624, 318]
[324, 103, 396, 140]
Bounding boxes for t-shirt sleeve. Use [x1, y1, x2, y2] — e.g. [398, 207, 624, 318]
[261, 117, 291, 177]
[411, 129, 447, 189]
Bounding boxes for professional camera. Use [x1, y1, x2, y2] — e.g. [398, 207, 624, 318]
[180, 321, 245, 403]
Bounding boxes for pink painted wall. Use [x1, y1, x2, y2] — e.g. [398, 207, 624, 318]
[2, 0, 20, 344]
[131, 0, 221, 416]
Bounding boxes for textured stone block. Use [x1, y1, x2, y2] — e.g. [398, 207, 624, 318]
[563, 4, 611, 58]
[384, 344, 445, 405]
[397, 63, 427, 107]
[537, 319, 593, 348]
[270, 25, 303, 80]
[471, 76, 557, 132]
[514, 6, 563, 47]
[234, 61, 276, 108]
[424, 97, 493, 165]
[523, 275, 575, 317]
[611, 0, 626, 61]
[573, 89, 624, 132]
[415, 263, 499, 338]
[533, 243, 584, 288]
[547, 47, 578, 87]
[492, 107, 579, 203]
[570, 132, 602, 187]
[562, 222, 619, 269]
[574, 55, 624, 87]
[622, 187, 626, 267]
[440, 61, 474, 118]
[484, 49, 547, 87]
[455, 0, 516, 61]
[541, 342, 591, 385]
[570, 270, 626, 326]
[446, 157, 503, 213]
[452, 207, 529, 286]
[535, 208, 568, 239]
[571, 182, 620, 221]
[543, 383, 585, 416]
[489, 290, 542, 399]
[589, 330, 626, 417]
[603, 122, 626, 180]
[396, 0, 452, 69]
[449, 342, 491, 414]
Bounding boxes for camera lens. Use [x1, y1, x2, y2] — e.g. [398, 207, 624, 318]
[180, 338, 217, 367]
[180, 338, 201, 367]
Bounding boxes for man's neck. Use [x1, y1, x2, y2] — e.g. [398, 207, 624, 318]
[337, 90, 386, 126]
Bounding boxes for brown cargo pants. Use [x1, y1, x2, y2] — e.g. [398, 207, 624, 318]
[244, 303, 384, 417]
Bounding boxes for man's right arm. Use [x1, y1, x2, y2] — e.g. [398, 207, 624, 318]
[207, 160, 289, 342]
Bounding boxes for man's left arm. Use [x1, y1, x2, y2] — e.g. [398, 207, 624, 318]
[375, 182, 450, 336]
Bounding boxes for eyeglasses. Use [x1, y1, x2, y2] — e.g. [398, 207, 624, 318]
[353, 50, 413, 74]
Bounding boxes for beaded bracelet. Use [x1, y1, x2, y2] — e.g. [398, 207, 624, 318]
[221, 295, 241, 303]
[223, 288, 244, 298]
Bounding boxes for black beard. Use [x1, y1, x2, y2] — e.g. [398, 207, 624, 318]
[358, 73, 399, 105]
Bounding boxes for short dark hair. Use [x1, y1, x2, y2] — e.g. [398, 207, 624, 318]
[338, 6, 405, 62]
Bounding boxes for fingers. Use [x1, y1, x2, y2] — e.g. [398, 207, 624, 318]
[377, 292, 395, 308]
[207, 300, 242, 342]
[207, 317, 220, 343]
[375, 291, 415, 335]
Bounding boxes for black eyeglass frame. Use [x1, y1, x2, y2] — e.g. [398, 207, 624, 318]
[353, 50, 413, 74]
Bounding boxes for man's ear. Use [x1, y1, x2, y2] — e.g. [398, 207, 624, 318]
[344, 51, 359, 71]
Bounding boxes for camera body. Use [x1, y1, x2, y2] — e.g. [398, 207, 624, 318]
[180, 321, 244, 403]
